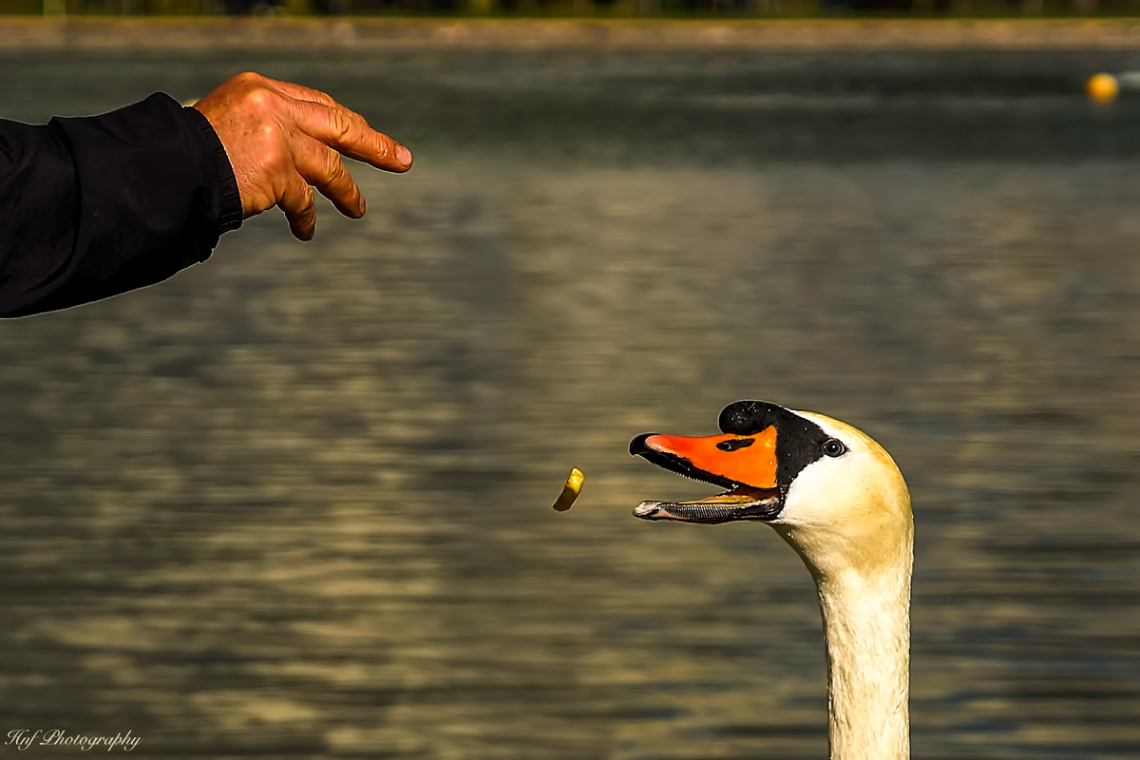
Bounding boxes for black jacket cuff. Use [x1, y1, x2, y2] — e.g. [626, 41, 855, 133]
[184, 104, 243, 236]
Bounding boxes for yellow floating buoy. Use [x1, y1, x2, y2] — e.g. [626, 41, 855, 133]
[552, 468, 585, 512]
[1087, 73, 1119, 104]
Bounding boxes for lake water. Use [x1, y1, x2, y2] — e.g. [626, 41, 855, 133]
[1, 46, 1139, 759]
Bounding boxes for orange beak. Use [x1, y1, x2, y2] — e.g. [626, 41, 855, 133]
[631, 426, 778, 490]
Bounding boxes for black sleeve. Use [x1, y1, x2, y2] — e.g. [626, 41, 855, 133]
[0, 92, 242, 318]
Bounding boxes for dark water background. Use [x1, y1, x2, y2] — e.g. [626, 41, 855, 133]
[1, 47, 1139, 759]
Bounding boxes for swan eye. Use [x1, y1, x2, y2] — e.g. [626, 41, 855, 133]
[822, 438, 847, 458]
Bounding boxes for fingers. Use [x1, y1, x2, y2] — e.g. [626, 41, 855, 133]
[289, 135, 365, 220]
[256, 73, 412, 179]
[195, 71, 412, 240]
[288, 97, 413, 174]
[279, 177, 317, 241]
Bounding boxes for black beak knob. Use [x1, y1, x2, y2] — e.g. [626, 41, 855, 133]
[718, 400, 778, 435]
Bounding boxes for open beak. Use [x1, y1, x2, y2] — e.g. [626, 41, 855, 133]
[629, 427, 783, 524]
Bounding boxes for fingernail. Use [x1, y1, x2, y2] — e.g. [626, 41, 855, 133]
[396, 144, 412, 167]
[357, 195, 366, 216]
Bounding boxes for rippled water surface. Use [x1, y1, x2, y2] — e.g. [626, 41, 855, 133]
[1, 47, 1139, 759]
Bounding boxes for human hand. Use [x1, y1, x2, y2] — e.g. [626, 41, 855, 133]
[193, 72, 412, 241]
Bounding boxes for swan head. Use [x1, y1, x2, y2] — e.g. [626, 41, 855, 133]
[630, 400, 912, 580]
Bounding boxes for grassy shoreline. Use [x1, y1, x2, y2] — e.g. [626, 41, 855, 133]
[2, 16, 1140, 50]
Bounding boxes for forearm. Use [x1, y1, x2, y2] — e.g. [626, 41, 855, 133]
[0, 93, 241, 318]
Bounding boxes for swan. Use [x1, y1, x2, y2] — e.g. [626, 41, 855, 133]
[630, 400, 912, 760]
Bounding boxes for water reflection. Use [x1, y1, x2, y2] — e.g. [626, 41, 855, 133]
[1, 48, 1138, 759]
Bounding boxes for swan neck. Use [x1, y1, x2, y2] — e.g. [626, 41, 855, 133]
[818, 566, 911, 760]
